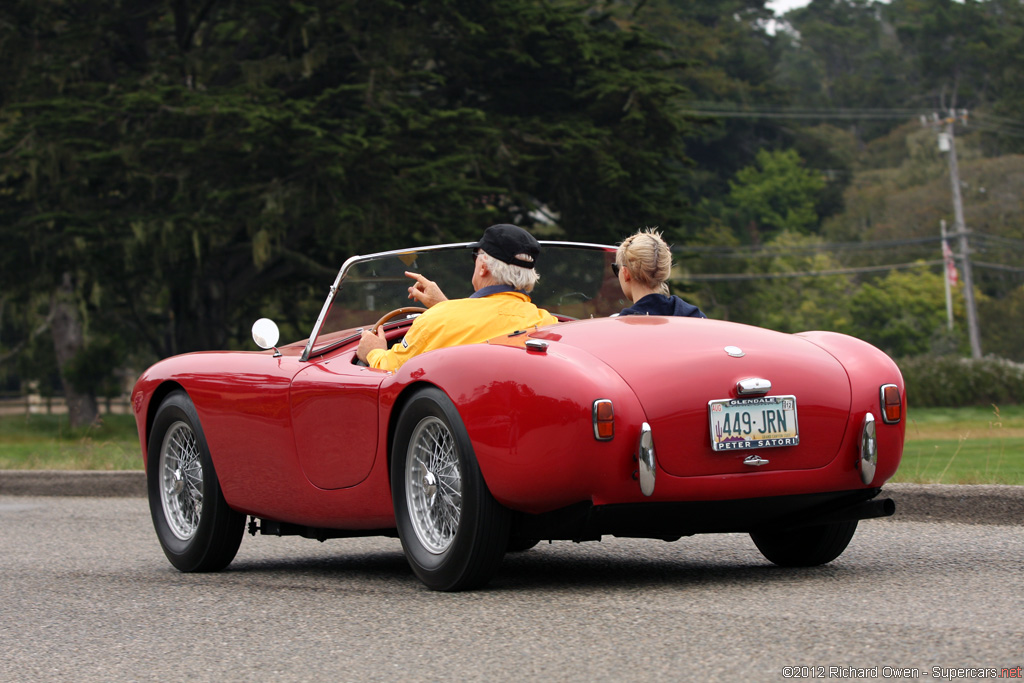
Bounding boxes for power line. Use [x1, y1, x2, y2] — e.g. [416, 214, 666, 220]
[966, 120, 1024, 140]
[673, 231, 1024, 259]
[674, 258, 1024, 283]
[971, 112, 1024, 132]
[973, 261, 1024, 274]
[972, 233, 1024, 248]
[677, 104, 1024, 137]
[680, 109, 925, 121]
[678, 235, 944, 257]
[676, 259, 945, 282]
[684, 103, 934, 115]
[972, 111, 1024, 127]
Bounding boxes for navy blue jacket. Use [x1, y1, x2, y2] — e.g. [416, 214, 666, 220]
[618, 293, 706, 318]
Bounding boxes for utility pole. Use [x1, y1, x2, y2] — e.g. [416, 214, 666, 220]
[935, 110, 983, 359]
[940, 219, 954, 331]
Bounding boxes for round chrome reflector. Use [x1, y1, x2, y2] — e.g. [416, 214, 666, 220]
[859, 412, 877, 485]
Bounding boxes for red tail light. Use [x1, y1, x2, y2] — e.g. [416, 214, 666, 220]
[880, 384, 902, 424]
[593, 399, 614, 440]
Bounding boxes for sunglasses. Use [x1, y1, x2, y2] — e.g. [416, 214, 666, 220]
[472, 249, 481, 263]
[611, 262, 621, 277]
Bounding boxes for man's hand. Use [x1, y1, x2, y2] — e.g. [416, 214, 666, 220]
[356, 327, 388, 363]
[406, 271, 448, 308]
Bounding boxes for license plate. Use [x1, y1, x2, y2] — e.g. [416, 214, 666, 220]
[708, 395, 799, 451]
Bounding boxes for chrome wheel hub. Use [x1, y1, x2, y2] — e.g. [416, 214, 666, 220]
[422, 470, 438, 507]
[159, 421, 204, 542]
[406, 416, 462, 555]
[170, 468, 185, 496]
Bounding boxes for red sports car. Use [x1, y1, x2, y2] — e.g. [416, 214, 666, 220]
[132, 242, 905, 591]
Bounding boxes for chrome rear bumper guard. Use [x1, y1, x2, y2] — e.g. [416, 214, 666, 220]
[636, 422, 656, 497]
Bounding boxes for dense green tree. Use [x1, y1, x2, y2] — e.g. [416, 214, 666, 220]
[776, 0, 913, 141]
[979, 284, 1024, 362]
[0, 0, 697, 396]
[967, 0, 1024, 155]
[694, 231, 854, 331]
[774, 0, 1024, 156]
[886, 0, 991, 110]
[725, 148, 825, 239]
[789, 123, 859, 220]
[630, 0, 794, 220]
[848, 266, 967, 357]
[3, 0, 1024, 415]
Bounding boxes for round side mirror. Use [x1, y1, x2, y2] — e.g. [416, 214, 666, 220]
[251, 318, 280, 350]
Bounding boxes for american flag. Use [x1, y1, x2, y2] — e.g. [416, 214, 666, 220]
[942, 240, 959, 287]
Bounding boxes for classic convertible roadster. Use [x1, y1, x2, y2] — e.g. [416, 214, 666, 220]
[132, 242, 905, 591]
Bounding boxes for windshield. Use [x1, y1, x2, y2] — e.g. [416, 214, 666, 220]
[302, 242, 622, 360]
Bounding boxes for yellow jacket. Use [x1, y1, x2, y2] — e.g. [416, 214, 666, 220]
[367, 290, 558, 372]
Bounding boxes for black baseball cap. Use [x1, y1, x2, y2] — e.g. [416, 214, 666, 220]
[472, 224, 541, 269]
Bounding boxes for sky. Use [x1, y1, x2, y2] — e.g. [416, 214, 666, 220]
[766, 0, 812, 14]
[767, 0, 906, 14]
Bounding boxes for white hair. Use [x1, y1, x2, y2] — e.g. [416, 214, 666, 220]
[479, 252, 540, 293]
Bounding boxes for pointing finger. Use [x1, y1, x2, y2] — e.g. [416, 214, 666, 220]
[405, 271, 429, 285]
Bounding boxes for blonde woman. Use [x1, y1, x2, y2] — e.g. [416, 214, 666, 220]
[613, 228, 706, 317]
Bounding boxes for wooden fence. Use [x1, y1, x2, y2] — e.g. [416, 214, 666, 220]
[0, 395, 132, 417]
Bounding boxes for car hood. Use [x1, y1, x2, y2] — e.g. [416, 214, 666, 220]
[531, 316, 852, 476]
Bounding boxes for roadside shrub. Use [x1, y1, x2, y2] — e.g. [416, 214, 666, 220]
[897, 355, 1024, 407]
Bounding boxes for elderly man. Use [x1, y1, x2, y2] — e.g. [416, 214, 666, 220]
[356, 224, 559, 371]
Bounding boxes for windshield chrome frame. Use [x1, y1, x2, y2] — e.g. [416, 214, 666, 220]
[300, 240, 613, 362]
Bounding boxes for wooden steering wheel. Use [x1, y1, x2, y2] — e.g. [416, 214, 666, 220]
[371, 306, 427, 332]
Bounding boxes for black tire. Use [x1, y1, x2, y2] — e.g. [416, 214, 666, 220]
[391, 387, 510, 591]
[750, 520, 858, 567]
[147, 390, 245, 572]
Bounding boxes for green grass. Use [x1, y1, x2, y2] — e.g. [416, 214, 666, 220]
[0, 413, 142, 470]
[895, 405, 1024, 485]
[1, 406, 1022, 484]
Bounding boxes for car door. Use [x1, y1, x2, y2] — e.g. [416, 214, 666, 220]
[289, 351, 387, 490]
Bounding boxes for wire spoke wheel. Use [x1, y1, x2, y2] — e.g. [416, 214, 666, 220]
[391, 387, 511, 591]
[406, 416, 463, 554]
[159, 420, 204, 541]
[147, 391, 245, 573]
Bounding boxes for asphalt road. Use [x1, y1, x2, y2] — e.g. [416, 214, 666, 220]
[0, 494, 1021, 682]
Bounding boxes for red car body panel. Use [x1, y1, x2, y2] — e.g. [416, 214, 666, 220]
[134, 313, 905, 531]
[134, 347, 395, 529]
